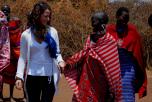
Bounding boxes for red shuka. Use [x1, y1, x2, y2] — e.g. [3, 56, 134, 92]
[64, 33, 122, 102]
[2, 18, 21, 84]
[107, 23, 147, 98]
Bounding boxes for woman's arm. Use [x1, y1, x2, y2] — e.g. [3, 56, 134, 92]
[16, 31, 28, 80]
[51, 27, 64, 63]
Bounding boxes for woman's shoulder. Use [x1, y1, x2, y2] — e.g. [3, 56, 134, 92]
[48, 26, 58, 37]
[21, 28, 31, 38]
[49, 26, 57, 34]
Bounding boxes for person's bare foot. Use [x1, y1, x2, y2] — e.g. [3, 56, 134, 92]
[0, 98, 3, 102]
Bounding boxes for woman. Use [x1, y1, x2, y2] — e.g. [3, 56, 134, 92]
[15, 1, 66, 102]
[107, 7, 147, 102]
[64, 11, 122, 102]
[0, 10, 10, 100]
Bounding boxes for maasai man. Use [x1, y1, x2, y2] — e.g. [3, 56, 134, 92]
[64, 11, 122, 102]
[0, 10, 10, 100]
[107, 7, 147, 102]
[1, 5, 22, 101]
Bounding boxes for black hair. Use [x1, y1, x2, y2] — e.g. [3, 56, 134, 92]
[1, 5, 10, 14]
[1, 5, 11, 21]
[91, 11, 109, 25]
[148, 14, 152, 27]
[116, 7, 129, 17]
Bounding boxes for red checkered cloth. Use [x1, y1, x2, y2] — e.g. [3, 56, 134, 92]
[64, 33, 122, 102]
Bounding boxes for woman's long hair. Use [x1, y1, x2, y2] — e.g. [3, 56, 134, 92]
[27, 1, 52, 39]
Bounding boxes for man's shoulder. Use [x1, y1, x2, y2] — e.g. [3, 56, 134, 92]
[9, 17, 21, 29]
[128, 23, 137, 30]
[107, 23, 116, 29]
[106, 33, 117, 43]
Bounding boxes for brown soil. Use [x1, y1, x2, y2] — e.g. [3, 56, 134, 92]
[2, 70, 152, 102]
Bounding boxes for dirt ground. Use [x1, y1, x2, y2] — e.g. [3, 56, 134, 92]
[2, 70, 152, 102]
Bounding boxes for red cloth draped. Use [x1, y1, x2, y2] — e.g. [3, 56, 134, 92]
[64, 33, 122, 102]
[2, 18, 21, 84]
[8, 19, 21, 59]
[107, 23, 147, 98]
[0, 11, 10, 91]
[0, 26, 10, 72]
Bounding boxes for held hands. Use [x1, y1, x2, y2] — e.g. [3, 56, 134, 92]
[15, 77, 23, 90]
[58, 61, 66, 73]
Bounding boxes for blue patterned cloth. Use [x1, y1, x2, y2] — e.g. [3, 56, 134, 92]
[118, 48, 136, 102]
[30, 26, 57, 59]
[44, 31, 57, 58]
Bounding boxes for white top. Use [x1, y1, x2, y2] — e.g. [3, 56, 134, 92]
[28, 33, 54, 76]
[16, 27, 63, 93]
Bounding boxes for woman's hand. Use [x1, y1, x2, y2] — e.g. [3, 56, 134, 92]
[58, 61, 66, 73]
[15, 78, 23, 90]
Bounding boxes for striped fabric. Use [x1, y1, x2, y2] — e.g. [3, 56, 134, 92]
[118, 48, 136, 102]
[64, 33, 122, 102]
